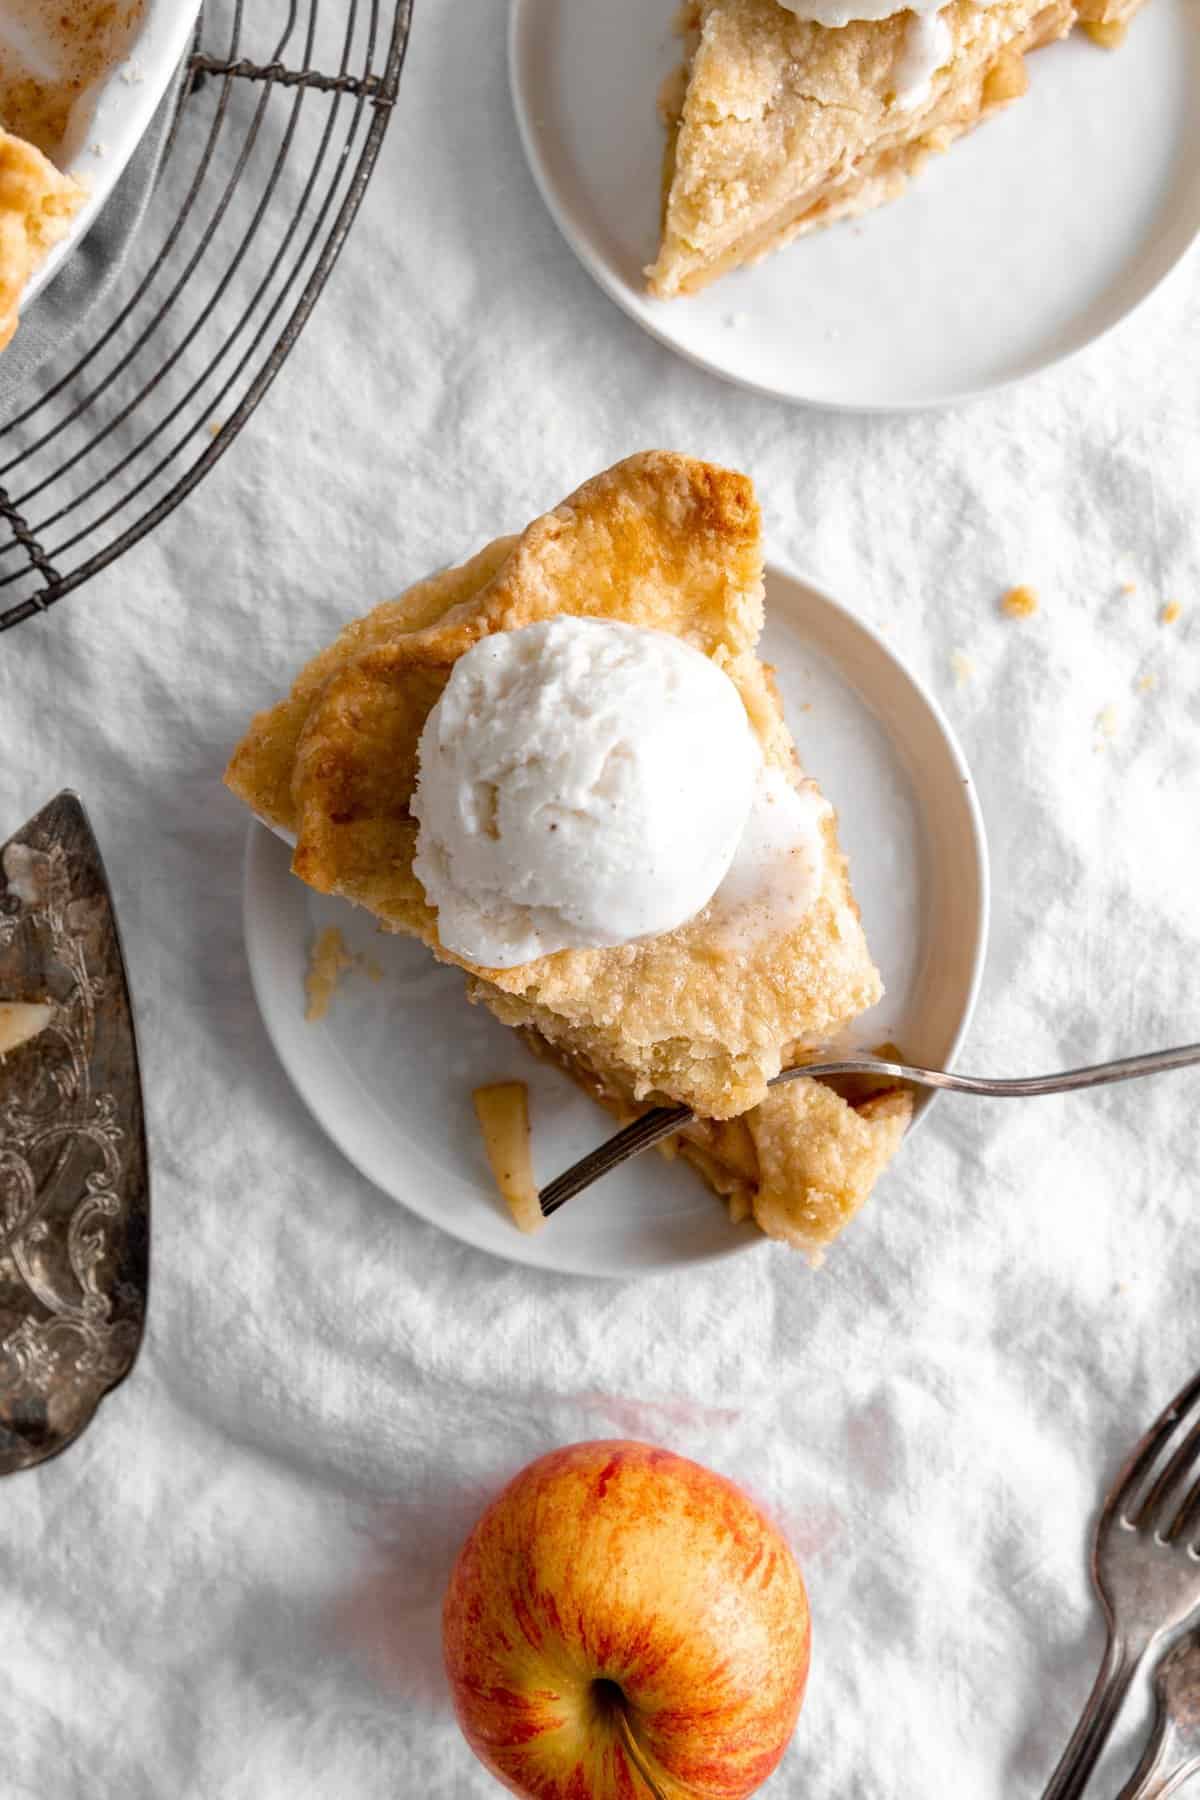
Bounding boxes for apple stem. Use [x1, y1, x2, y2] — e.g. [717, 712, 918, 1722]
[614, 1707, 671, 1800]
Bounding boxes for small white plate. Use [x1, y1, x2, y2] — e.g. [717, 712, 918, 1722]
[24, 0, 203, 312]
[242, 566, 990, 1279]
[509, 0, 1200, 410]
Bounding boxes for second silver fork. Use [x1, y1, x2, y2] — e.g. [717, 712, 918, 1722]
[1044, 1368, 1200, 1800]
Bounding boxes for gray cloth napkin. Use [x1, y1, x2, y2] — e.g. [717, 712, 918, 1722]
[0, 66, 186, 414]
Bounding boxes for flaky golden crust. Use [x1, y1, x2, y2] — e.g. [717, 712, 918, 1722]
[226, 452, 882, 1121]
[0, 128, 86, 351]
[741, 1082, 913, 1250]
[647, 0, 1111, 297]
[675, 1085, 913, 1252]
[224, 536, 518, 832]
[226, 451, 908, 1246]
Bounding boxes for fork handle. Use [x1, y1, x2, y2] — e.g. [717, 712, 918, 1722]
[1115, 1723, 1200, 1800]
[1043, 1634, 1146, 1800]
[1114, 1681, 1200, 1800]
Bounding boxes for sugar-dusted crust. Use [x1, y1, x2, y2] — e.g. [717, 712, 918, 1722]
[730, 1082, 912, 1251]
[227, 453, 883, 1123]
[0, 128, 86, 351]
[225, 535, 519, 831]
[647, 0, 1084, 297]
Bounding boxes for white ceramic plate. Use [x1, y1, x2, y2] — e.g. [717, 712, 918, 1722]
[242, 566, 990, 1278]
[22, 0, 202, 311]
[509, 0, 1200, 410]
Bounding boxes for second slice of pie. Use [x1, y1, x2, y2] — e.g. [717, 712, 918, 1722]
[647, 0, 1146, 298]
[226, 453, 912, 1255]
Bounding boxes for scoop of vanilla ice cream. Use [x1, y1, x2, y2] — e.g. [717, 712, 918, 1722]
[412, 617, 760, 969]
[775, 0, 966, 110]
[776, 0, 944, 25]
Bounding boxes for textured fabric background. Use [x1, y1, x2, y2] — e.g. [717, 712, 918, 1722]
[1, 4, 1198, 1796]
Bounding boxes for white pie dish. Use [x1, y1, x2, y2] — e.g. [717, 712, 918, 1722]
[21, 0, 203, 314]
[241, 565, 990, 1279]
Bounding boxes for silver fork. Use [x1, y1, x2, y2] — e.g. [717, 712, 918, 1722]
[538, 1043, 1200, 1217]
[1114, 1631, 1200, 1800]
[1043, 1368, 1200, 1800]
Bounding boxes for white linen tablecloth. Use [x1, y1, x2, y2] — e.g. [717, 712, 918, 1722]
[2, 6, 1199, 1795]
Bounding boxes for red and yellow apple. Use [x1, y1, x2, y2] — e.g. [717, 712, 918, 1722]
[442, 1440, 810, 1798]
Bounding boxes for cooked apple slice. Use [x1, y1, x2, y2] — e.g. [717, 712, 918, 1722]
[473, 1082, 542, 1233]
[0, 1001, 53, 1057]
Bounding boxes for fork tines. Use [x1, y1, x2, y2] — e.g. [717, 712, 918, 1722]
[1111, 1369, 1200, 1546]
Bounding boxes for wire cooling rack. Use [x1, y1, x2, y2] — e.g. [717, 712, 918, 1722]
[0, 0, 413, 634]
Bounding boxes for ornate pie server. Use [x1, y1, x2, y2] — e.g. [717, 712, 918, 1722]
[0, 792, 148, 1473]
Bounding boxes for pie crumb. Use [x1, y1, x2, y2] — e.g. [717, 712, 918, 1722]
[305, 926, 354, 1022]
[1120, 580, 1137, 596]
[1136, 673, 1158, 695]
[950, 648, 975, 686]
[1000, 584, 1038, 620]
[0, 1001, 54, 1058]
[981, 48, 1028, 105]
[305, 928, 388, 1018]
[1081, 17, 1127, 46]
[1095, 703, 1120, 746]
[473, 1083, 542, 1233]
[1161, 600, 1182, 625]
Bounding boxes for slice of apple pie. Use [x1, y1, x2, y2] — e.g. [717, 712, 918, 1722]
[647, 0, 1148, 298]
[226, 453, 912, 1255]
[0, 127, 85, 351]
